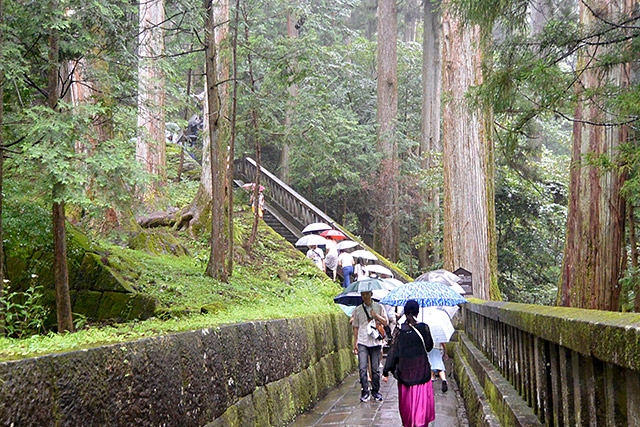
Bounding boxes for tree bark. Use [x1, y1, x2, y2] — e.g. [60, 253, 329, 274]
[279, 10, 300, 185]
[402, 0, 418, 42]
[137, 0, 167, 200]
[49, 23, 74, 333]
[226, 0, 240, 275]
[628, 203, 640, 311]
[418, 0, 441, 270]
[245, 10, 262, 250]
[204, 0, 227, 281]
[558, 0, 630, 311]
[375, 0, 399, 262]
[0, 0, 5, 335]
[441, 4, 498, 300]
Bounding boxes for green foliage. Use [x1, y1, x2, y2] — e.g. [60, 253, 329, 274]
[0, 285, 49, 338]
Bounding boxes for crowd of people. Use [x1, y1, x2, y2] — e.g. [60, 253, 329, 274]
[298, 223, 456, 426]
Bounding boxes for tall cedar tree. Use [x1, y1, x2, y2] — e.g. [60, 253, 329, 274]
[441, 2, 499, 301]
[137, 0, 167, 202]
[48, 11, 74, 332]
[558, 0, 631, 310]
[374, 0, 400, 262]
[204, 0, 227, 281]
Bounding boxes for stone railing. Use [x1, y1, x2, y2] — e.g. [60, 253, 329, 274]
[235, 157, 411, 282]
[0, 313, 355, 427]
[461, 301, 640, 426]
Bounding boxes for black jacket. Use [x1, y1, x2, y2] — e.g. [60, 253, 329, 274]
[383, 322, 434, 386]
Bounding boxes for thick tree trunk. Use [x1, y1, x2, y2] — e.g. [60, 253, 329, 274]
[226, 0, 240, 275]
[558, 0, 629, 311]
[245, 15, 262, 250]
[375, 0, 399, 262]
[182, 0, 229, 234]
[0, 0, 4, 334]
[204, 0, 227, 281]
[279, 10, 299, 185]
[441, 6, 498, 300]
[49, 24, 74, 332]
[137, 0, 166, 199]
[402, 0, 418, 42]
[418, 0, 441, 270]
[627, 204, 640, 311]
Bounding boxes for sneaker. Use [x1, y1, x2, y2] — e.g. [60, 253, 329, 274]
[373, 392, 384, 401]
[360, 391, 370, 402]
[442, 381, 448, 393]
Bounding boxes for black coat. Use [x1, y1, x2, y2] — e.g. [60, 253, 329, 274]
[383, 322, 434, 386]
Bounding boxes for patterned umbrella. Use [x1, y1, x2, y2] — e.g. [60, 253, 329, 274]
[379, 281, 469, 307]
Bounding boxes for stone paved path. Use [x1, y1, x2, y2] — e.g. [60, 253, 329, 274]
[289, 367, 468, 427]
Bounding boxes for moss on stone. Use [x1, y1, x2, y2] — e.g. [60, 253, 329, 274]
[72, 290, 103, 318]
[265, 378, 294, 426]
[75, 253, 135, 293]
[128, 230, 189, 257]
[251, 387, 270, 426]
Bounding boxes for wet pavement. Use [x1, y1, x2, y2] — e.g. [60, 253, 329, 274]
[289, 364, 467, 427]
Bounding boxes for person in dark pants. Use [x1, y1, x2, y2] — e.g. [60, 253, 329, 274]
[350, 290, 388, 402]
[383, 300, 435, 426]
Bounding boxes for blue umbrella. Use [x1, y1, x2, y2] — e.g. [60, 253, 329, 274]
[379, 281, 469, 307]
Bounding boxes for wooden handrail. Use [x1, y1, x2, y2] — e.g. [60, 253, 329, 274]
[235, 157, 412, 282]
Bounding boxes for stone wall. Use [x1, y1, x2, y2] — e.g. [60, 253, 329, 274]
[0, 312, 356, 426]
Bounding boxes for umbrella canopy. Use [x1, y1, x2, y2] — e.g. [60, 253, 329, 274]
[351, 250, 378, 261]
[421, 308, 455, 343]
[382, 278, 404, 288]
[415, 269, 466, 294]
[342, 277, 387, 293]
[365, 264, 393, 277]
[380, 281, 469, 307]
[241, 182, 265, 192]
[295, 234, 327, 247]
[301, 222, 332, 234]
[320, 229, 347, 240]
[336, 240, 359, 250]
[333, 291, 381, 308]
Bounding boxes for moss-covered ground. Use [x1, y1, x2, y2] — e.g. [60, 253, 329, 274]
[0, 185, 345, 361]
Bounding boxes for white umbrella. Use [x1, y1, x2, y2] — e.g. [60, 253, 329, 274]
[295, 234, 328, 247]
[415, 269, 466, 294]
[336, 240, 359, 250]
[365, 264, 393, 277]
[420, 308, 455, 343]
[351, 249, 378, 261]
[302, 222, 332, 234]
[382, 278, 404, 288]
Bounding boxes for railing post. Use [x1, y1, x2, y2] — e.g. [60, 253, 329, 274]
[559, 346, 575, 426]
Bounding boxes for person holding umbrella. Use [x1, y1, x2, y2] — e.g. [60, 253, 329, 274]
[351, 289, 388, 403]
[382, 300, 435, 427]
[337, 249, 355, 288]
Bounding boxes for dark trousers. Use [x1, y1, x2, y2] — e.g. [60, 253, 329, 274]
[342, 265, 354, 287]
[357, 344, 382, 393]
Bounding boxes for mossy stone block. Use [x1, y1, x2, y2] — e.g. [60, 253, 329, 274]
[72, 290, 103, 318]
[251, 386, 270, 426]
[265, 377, 294, 426]
[75, 252, 135, 293]
[303, 316, 318, 365]
[289, 369, 313, 416]
[217, 322, 258, 400]
[128, 230, 189, 257]
[199, 328, 232, 420]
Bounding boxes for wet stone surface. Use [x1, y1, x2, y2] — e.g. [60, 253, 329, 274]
[289, 366, 468, 427]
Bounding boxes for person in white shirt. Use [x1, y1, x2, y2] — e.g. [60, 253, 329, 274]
[306, 245, 325, 272]
[337, 249, 355, 288]
[351, 290, 388, 402]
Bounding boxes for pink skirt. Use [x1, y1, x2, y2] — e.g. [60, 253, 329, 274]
[398, 380, 435, 427]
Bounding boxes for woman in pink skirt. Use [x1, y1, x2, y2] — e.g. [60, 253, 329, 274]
[382, 300, 435, 426]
